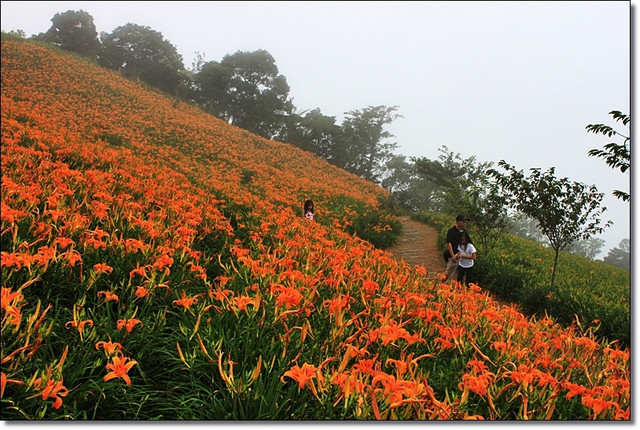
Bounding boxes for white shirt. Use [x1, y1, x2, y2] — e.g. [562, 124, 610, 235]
[457, 243, 476, 268]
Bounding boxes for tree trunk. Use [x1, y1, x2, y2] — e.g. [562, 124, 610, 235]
[550, 248, 559, 292]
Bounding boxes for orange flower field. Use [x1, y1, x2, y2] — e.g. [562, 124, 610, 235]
[0, 39, 630, 420]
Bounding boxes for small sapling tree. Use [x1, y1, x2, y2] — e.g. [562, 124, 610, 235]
[488, 161, 611, 291]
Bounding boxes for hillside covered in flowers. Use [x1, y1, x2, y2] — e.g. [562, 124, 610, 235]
[1, 39, 629, 420]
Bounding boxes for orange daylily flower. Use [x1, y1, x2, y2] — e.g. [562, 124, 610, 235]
[153, 254, 174, 273]
[270, 284, 303, 309]
[117, 318, 143, 333]
[97, 290, 119, 303]
[1, 287, 24, 326]
[232, 295, 258, 312]
[281, 362, 318, 389]
[361, 279, 379, 296]
[124, 238, 149, 254]
[371, 372, 424, 404]
[331, 371, 366, 399]
[582, 394, 616, 417]
[104, 356, 138, 386]
[53, 236, 74, 249]
[65, 319, 93, 334]
[173, 291, 200, 310]
[130, 265, 149, 278]
[134, 285, 150, 299]
[95, 340, 123, 356]
[323, 294, 352, 314]
[92, 262, 113, 275]
[33, 376, 68, 409]
[62, 249, 83, 267]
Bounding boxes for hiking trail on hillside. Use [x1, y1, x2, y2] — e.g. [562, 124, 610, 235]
[387, 216, 446, 280]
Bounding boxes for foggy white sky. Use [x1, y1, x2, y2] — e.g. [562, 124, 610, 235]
[0, 1, 632, 256]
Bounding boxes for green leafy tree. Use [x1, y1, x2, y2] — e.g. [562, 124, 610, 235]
[340, 105, 401, 183]
[412, 146, 488, 209]
[442, 178, 510, 254]
[35, 10, 100, 59]
[381, 154, 415, 203]
[603, 238, 630, 270]
[196, 50, 294, 139]
[379, 155, 437, 212]
[194, 60, 231, 118]
[488, 161, 611, 290]
[414, 147, 509, 253]
[586, 110, 630, 201]
[98, 23, 185, 95]
[279, 108, 345, 162]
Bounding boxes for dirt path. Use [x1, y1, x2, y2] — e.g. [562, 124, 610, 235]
[387, 216, 446, 279]
[387, 216, 514, 309]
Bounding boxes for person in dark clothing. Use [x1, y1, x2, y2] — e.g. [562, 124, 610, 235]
[444, 215, 471, 282]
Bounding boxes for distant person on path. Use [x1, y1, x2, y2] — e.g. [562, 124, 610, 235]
[444, 215, 471, 282]
[303, 199, 315, 221]
[455, 231, 476, 286]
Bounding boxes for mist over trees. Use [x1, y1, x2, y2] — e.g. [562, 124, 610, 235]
[8, 9, 628, 265]
[603, 239, 630, 270]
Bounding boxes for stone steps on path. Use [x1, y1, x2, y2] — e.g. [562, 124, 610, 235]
[387, 216, 446, 280]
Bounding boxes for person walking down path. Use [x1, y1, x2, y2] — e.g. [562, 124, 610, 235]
[455, 231, 476, 286]
[444, 214, 471, 283]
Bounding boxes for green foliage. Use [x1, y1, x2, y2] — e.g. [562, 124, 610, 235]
[37, 10, 101, 59]
[97, 132, 127, 147]
[380, 154, 438, 212]
[1, 30, 27, 41]
[98, 23, 185, 95]
[416, 211, 630, 346]
[586, 110, 630, 201]
[488, 161, 611, 289]
[278, 108, 345, 162]
[323, 195, 401, 249]
[195, 50, 294, 140]
[412, 147, 510, 253]
[339, 105, 401, 183]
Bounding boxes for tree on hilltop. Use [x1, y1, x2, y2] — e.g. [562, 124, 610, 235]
[35, 10, 100, 59]
[195, 50, 294, 140]
[339, 105, 401, 183]
[98, 23, 186, 96]
[278, 108, 346, 162]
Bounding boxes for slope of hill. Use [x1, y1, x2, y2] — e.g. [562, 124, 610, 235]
[1, 40, 629, 420]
